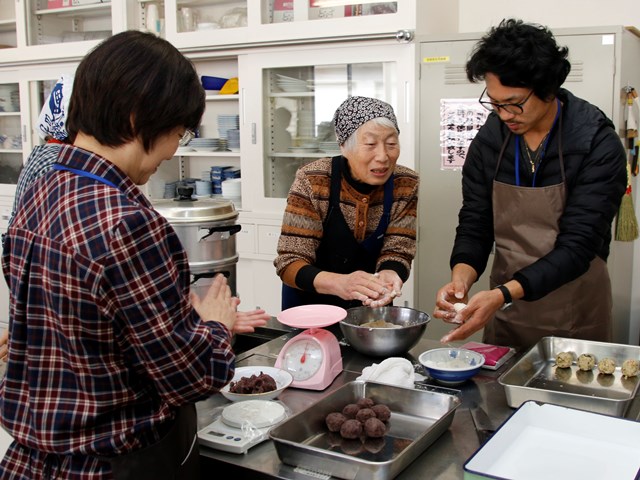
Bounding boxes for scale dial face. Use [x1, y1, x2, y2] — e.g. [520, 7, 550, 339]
[281, 338, 323, 381]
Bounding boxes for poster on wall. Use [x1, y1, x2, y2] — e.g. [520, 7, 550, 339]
[440, 99, 489, 170]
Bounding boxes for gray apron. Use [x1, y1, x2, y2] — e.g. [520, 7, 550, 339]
[483, 124, 612, 350]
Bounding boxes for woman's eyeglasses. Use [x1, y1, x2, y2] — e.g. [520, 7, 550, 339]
[179, 129, 195, 147]
[478, 88, 534, 115]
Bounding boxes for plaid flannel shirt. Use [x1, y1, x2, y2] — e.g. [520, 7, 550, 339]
[0, 145, 235, 479]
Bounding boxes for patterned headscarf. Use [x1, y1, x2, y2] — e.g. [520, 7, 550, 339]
[37, 74, 73, 141]
[333, 96, 399, 145]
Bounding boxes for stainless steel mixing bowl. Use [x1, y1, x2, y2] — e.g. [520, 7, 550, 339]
[340, 306, 430, 357]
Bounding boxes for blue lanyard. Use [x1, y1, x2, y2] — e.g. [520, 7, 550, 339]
[52, 164, 119, 190]
[514, 98, 561, 187]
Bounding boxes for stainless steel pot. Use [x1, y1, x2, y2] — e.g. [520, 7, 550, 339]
[154, 195, 240, 265]
[154, 193, 240, 295]
[189, 258, 238, 297]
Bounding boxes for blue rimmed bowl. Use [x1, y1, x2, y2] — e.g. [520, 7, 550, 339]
[419, 348, 485, 386]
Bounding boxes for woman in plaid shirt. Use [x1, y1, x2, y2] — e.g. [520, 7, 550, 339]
[0, 31, 238, 479]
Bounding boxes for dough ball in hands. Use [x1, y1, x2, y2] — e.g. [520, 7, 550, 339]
[453, 303, 467, 313]
[555, 351, 574, 369]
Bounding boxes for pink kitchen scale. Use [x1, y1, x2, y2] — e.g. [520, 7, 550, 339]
[274, 305, 346, 390]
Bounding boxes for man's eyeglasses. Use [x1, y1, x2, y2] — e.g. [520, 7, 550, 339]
[478, 88, 534, 115]
[179, 129, 195, 147]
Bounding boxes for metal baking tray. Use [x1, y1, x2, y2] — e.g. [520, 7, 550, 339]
[269, 381, 460, 480]
[499, 337, 640, 416]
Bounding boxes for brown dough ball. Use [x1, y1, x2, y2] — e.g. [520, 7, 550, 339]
[356, 408, 376, 424]
[363, 437, 386, 454]
[342, 403, 360, 419]
[340, 419, 363, 439]
[357, 397, 375, 409]
[325, 412, 347, 432]
[363, 417, 386, 438]
[371, 404, 391, 422]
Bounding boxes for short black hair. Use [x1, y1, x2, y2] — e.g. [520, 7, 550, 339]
[66, 30, 205, 152]
[466, 18, 571, 101]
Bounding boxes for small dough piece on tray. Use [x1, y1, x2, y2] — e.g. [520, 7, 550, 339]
[577, 353, 596, 371]
[555, 351, 574, 369]
[597, 357, 616, 375]
[621, 359, 639, 378]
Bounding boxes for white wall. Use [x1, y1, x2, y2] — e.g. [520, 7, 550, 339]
[453, 1, 640, 345]
[457, 0, 640, 32]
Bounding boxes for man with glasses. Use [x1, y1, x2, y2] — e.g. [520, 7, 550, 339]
[433, 19, 627, 349]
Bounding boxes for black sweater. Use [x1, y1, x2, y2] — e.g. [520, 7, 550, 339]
[450, 89, 627, 301]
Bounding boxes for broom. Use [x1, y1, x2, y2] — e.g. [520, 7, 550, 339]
[615, 162, 639, 241]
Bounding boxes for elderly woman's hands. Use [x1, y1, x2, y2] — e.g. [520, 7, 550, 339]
[362, 270, 402, 308]
[314, 270, 401, 307]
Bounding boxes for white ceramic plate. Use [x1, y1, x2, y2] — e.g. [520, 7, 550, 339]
[221, 399, 286, 428]
[220, 366, 293, 402]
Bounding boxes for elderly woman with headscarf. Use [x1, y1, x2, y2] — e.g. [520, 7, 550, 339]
[274, 96, 419, 310]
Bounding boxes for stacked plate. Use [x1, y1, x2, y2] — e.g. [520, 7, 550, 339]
[226, 129, 240, 151]
[276, 74, 312, 93]
[188, 137, 220, 152]
[218, 115, 239, 140]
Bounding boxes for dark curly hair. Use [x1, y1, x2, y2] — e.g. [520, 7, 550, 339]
[466, 18, 571, 101]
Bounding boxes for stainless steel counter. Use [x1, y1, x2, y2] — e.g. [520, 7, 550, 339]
[198, 327, 640, 479]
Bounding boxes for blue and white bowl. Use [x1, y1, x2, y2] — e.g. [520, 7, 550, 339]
[419, 348, 485, 386]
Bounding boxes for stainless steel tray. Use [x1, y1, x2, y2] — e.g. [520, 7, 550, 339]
[269, 381, 460, 480]
[499, 337, 640, 416]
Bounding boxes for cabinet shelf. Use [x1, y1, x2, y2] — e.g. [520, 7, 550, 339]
[34, 2, 111, 18]
[0, 19, 16, 33]
[175, 151, 240, 157]
[269, 91, 314, 98]
[205, 93, 239, 101]
[270, 152, 332, 158]
[0, 112, 20, 117]
[0, 149, 21, 154]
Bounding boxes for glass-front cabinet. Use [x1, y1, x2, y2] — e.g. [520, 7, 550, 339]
[239, 41, 415, 212]
[164, 0, 415, 49]
[0, 81, 22, 191]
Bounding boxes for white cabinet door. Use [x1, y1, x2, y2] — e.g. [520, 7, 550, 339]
[163, 0, 417, 50]
[238, 41, 416, 214]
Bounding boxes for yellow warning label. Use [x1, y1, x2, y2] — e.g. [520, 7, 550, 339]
[422, 56, 450, 63]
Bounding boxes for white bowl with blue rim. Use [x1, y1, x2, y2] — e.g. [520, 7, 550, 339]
[418, 348, 485, 386]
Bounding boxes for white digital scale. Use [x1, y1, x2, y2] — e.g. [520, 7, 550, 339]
[197, 399, 287, 454]
[274, 304, 346, 391]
